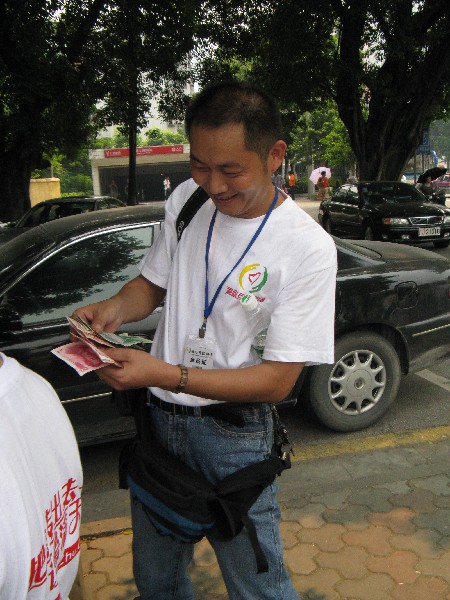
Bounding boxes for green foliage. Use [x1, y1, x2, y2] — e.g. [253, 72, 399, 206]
[294, 176, 309, 194]
[92, 127, 186, 148]
[95, 0, 202, 134]
[429, 120, 450, 161]
[92, 131, 144, 149]
[3, 0, 450, 222]
[0, 0, 201, 219]
[193, 0, 450, 180]
[143, 127, 187, 146]
[0, 0, 107, 218]
[61, 191, 93, 197]
[319, 121, 355, 172]
[60, 174, 93, 195]
[289, 103, 355, 173]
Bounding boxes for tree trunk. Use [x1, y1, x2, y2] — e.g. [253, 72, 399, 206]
[0, 144, 36, 222]
[127, 122, 138, 205]
[125, 10, 138, 207]
[335, 0, 450, 181]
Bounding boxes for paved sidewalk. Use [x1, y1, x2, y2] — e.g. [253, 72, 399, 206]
[71, 432, 449, 600]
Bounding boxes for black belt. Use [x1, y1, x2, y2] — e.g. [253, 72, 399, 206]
[148, 393, 260, 427]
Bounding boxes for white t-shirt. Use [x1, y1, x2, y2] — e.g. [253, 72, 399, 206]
[140, 178, 337, 407]
[0, 354, 83, 600]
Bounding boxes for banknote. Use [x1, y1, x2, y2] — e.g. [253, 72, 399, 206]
[67, 316, 151, 347]
[52, 316, 150, 375]
[51, 341, 120, 376]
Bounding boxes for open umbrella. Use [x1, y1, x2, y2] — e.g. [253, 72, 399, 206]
[309, 167, 331, 185]
[417, 167, 447, 184]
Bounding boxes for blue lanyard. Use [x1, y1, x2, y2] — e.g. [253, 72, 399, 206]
[200, 187, 279, 337]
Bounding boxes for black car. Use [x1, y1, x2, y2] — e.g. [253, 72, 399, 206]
[0, 195, 126, 242]
[319, 181, 450, 248]
[0, 205, 449, 443]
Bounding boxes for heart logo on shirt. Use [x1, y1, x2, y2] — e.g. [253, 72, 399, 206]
[239, 263, 268, 293]
[248, 272, 261, 286]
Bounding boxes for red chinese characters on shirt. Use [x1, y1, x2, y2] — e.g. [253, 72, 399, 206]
[28, 477, 82, 595]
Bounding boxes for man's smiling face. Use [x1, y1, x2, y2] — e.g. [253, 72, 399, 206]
[189, 123, 285, 219]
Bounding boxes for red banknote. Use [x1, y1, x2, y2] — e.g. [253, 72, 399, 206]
[52, 316, 150, 376]
[51, 341, 120, 376]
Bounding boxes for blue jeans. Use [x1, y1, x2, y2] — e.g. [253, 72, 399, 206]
[131, 402, 299, 600]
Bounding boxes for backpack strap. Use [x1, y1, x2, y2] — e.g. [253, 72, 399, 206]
[176, 186, 209, 242]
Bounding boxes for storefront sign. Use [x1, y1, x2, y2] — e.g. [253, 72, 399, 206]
[103, 145, 184, 158]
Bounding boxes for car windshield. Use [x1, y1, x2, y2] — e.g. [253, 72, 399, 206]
[360, 183, 424, 204]
[16, 200, 95, 228]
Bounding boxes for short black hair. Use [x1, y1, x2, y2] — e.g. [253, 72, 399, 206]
[185, 81, 283, 160]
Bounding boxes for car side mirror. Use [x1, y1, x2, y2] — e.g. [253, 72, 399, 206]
[0, 304, 23, 333]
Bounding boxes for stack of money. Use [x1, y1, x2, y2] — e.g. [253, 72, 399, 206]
[51, 316, 151, 376]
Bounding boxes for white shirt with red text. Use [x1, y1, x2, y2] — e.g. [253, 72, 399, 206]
[0, 354, 83, 599]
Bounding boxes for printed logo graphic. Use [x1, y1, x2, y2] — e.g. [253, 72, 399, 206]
[238, 263, 268, 293]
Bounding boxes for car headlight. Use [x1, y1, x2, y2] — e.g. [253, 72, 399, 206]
[382, 217, 409, 225]
[444, 216, 450, 224]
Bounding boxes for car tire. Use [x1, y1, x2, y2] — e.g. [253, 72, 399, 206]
[323, 216, 333, 235]
[433, 240, 450, 248]
[363, 224, 376, 241]
[308, 331, 401, 432]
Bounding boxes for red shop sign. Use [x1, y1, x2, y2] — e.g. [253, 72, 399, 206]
[104, 145, 184, 158]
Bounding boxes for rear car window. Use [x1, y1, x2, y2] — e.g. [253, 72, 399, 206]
[2, 225, 155, 325]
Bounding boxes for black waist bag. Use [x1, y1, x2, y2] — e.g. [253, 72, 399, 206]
[119, 409, 291, 574]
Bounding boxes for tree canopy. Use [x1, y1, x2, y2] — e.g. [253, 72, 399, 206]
[0, 0, 105, 219]
[2, 0, 450, 222]
[289, 103, 355, 177]
[0, 0, 200, 220]
[193, 0, 450, 180]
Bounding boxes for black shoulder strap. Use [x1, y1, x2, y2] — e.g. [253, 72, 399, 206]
[176, 186, 209, 242]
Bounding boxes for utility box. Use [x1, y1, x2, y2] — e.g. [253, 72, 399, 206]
[30, 178, 61, 206]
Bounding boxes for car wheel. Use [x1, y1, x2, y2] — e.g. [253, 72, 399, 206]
[323, 216, 333, 235]
[433, 240, 450, 248]
[363, 224, 376, 241]
[308, 331, 401, 432]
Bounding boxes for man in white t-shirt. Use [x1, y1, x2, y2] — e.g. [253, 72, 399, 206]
[0, 353, 83, 600]
[74, 81, 336, 599]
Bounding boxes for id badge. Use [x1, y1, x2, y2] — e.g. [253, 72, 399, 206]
[183, 334, 215, 369]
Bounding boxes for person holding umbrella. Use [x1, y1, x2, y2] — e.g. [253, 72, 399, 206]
[416, 174, 434, 199]
[309, 167, 331, 200]
[416, 167, 446, 205]
[317, 170, 330, 201]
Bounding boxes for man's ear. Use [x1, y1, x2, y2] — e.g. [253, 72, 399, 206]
[268, 140, 287, 172]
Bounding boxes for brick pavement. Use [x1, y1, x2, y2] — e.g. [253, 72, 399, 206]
[71, 435, 449, 600]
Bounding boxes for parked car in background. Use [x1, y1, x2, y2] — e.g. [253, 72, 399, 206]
[0, 195, 126, 242]
[319, 181, 450, 248]
[295, 238, 450, 432]
[0, 204, 448, 442]
[433, 174, 450, 197]
[0, 204, 165, 445]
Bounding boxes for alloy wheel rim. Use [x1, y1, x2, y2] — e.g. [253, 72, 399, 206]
[327, 349, 387, 414]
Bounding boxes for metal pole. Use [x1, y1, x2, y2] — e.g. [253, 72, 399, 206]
[307, 164, 315, 199]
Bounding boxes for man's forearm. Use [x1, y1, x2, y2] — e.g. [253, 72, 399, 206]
[112, 275, 166, 324]
[174, 360, 304, 404]
[101, 352, 304, 404]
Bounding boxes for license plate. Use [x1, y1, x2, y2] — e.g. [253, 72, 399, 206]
[418, 227, 440, 237]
